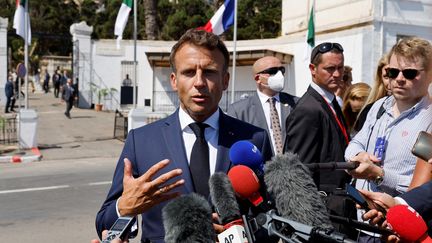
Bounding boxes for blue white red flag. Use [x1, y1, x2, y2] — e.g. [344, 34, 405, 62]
[199, 0, 234, 35]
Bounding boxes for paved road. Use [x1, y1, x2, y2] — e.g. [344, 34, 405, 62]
[0, 92, 135, 242]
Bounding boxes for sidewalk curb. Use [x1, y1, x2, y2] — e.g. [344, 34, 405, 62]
[0, 147, 43, 163]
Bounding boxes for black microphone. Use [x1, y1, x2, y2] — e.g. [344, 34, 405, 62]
[306, 162, 359, 171]
[162, 193, 215, 243]
[256, 210, 356, 243]
[264, 152, 333, 229]
[209, 172, 251, 243]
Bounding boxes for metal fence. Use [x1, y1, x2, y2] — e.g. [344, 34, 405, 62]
[0, 117, 17, 145]
[113, 110, 128, 141]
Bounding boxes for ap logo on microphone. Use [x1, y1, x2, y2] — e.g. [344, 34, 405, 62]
[218, 224, 248, 243]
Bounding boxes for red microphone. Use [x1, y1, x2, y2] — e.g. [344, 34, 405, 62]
[387, 205, 432, 243]
[227, 165, 263, 206]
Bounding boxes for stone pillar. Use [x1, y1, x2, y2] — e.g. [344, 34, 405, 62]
[70, 21, 93, 109]
[0, 17, 8, 105]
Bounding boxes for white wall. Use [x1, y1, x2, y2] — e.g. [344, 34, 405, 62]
[0, 17, 8, 105]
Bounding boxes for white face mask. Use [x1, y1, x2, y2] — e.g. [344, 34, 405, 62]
[265, 71, 285, 92]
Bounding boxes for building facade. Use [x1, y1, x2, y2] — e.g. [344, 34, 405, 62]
[69, 0, 432, 113]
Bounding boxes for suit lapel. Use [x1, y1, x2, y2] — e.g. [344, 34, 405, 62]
[215, 112, 235, 174]
[161, 110, 194, 193]
[308, 86, 347, 141]
[279, 93, 293, 134]
[251, 95, 269, 131]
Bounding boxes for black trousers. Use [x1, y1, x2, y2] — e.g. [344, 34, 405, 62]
[5, 96, 15, 112]
[65, 98, 74, 115]
[54, 83, 60, 98]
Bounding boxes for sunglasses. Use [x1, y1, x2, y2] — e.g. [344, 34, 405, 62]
[257, 66, 285, 75]
[311, 42, 344, 63]
[386, 68, 423, 80]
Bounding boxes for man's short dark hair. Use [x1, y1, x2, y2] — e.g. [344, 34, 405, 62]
[169, 29, 230, 73]
[311, 42, 344, 65]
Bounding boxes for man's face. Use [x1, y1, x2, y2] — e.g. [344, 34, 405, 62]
[170, 43, 229, 122]
[309, 52, 344, 93]
[388, 54, 430, 104]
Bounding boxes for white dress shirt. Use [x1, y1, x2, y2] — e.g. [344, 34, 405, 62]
[310, 81, 338, 113]
[178, 107, 219, 175]
[257, 90, 282, 152]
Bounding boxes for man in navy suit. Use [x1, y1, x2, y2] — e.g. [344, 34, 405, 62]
[95, 29, 272, 243]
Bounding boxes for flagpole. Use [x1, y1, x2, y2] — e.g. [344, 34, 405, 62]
[230, 0, 237, 104]
[24, 0, 28, 109]
[133, 0, 137, 108]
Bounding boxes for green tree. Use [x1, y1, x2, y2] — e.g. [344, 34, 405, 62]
[160, 0, 212, 40]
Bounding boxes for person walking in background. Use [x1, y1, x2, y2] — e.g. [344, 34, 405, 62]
[52, 70, 61, 98]
[5, 75, 16, 113]
[342, 82, 371, 136]
[43, 71, 50, 93]
[62, 78, 76, 119]
[228, 56, 298, 155]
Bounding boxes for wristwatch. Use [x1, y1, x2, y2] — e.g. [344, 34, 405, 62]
[373, 168, 385, 185]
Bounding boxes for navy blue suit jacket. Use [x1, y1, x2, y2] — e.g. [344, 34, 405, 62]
[401, 181, 432, 221]
[95, 109, 272, 243]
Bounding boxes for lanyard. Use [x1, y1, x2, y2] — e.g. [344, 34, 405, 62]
[322, 96, 349, 145]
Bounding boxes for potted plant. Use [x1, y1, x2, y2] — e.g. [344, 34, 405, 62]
[91, 82, 118, 111]
[94, 87, 118, 111]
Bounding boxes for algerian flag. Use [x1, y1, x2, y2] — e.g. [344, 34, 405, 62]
[114, 0, 132, 48]
[304, 1, 315, 61]
[13, 0, 31, 45]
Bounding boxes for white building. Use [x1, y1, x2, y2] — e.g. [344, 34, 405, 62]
[67, 0, 432, 113]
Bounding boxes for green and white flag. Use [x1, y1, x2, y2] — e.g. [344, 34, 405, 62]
[304, 1, 315, 61]
[114, 0, 132, 47]
[13, 0, 31, 45]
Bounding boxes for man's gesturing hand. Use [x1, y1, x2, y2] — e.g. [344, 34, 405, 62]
[118, 158, 185, 216]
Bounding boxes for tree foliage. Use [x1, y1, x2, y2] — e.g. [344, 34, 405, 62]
[1, 0, 282, 69]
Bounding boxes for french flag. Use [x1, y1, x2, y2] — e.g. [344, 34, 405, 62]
[199, 0, 234, 35]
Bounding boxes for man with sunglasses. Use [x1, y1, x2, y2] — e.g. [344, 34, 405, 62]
[345, 37, 432, 242]
[284, 42, 355, 237]
[285, 42, 351, 189]
[228, 56, 298, 155]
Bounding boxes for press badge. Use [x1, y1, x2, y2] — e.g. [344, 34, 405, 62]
[373, 137, 386, 161]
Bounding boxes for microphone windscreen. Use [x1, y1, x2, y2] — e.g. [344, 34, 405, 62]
[264, 153, 333, 228]
[387, 205, 428, 242]
[209, 172, 241, 225]
[228, 165, 263, 206]
[162, 193, 215, 243]
[229, 140, 263, 171]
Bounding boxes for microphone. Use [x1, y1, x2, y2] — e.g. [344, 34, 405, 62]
[229, 140, 264, 174]
[387, 205, 432, 243]
[306, 162, 359, 171]
[228, 165, 264, 207]
[264, 153, 333, 229]
[209, 172, 250, 243]
[162, 193, 215, 243]
[256, 210, 356, 243]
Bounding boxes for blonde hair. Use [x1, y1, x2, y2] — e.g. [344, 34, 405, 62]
[388, 37, 432, 70]
[342, 83, 371, 132]
[365, 54, 389, 105]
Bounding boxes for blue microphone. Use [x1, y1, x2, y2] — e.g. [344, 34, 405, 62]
[229, 140, 264, 174]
